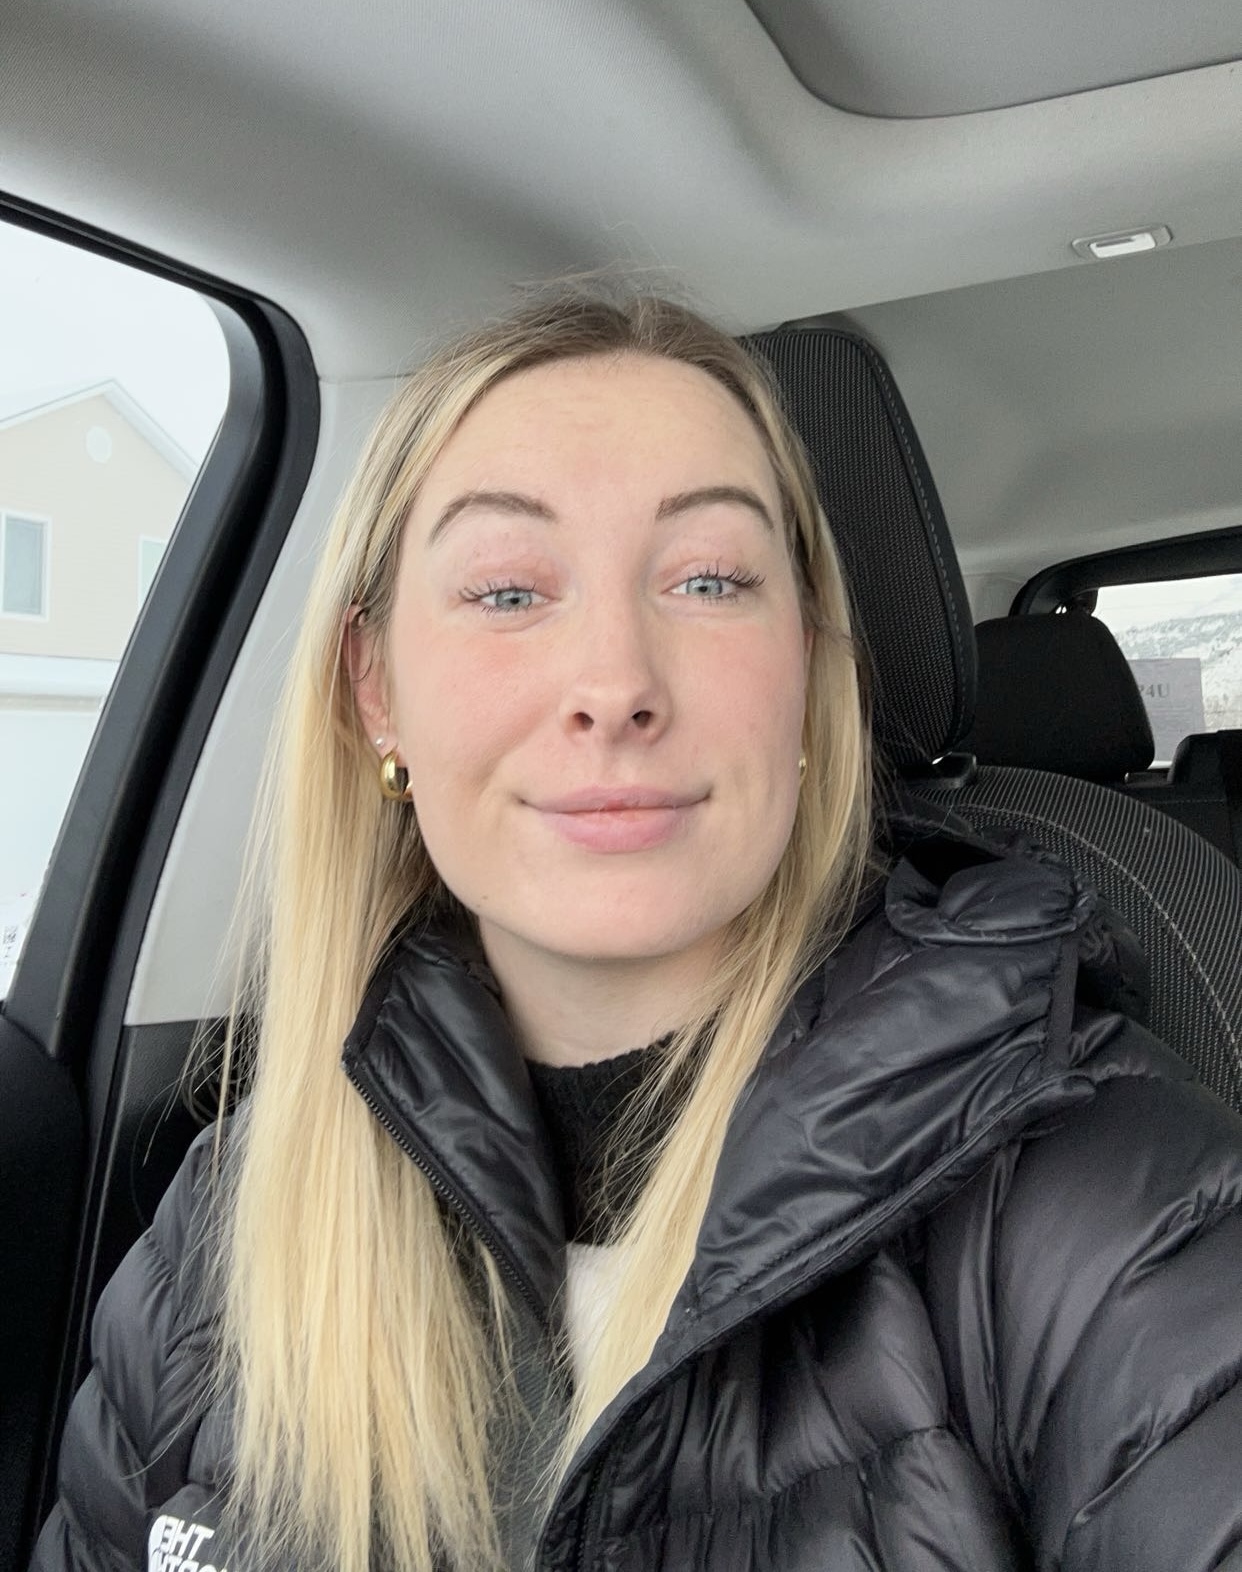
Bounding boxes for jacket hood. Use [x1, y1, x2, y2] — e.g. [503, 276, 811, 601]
[341, 810, 1152, 1334]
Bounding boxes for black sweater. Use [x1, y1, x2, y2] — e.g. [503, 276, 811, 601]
[527, 1045, 670, 1245]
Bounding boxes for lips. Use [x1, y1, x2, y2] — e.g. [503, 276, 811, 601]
[529, 786, 706, 853]
[533, 786, 704, 813]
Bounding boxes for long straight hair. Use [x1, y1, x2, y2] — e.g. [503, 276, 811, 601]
[211, 289, 873, 1570]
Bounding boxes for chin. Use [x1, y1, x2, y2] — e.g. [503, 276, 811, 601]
[503, 893, 736, 965]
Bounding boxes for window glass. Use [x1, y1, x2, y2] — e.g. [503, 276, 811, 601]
[2, 513, 48, 615]
[1095, 572, 1242, 765]
[0, 220, 228, 996]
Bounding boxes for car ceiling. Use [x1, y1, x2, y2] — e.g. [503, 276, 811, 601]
[746, 0, 1242, 118]
[7, 0, 1239, 1019]
[6, 0, 1242, 587]
[846, 231, 1242, 590]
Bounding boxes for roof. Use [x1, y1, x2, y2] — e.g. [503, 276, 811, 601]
[0, 381, 197, 480]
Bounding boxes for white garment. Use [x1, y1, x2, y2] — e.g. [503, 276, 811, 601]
[563, 1240, 624, 1384]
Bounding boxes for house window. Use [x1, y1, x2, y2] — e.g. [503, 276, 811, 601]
[1, 513, 48, 617]
[138, 536, 167, 603]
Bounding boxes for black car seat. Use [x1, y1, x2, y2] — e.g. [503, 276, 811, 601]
[967, 611, 1241, 864]
[746, 324, 1242, 1111]
[967, 611, 1155, 784]
[1148, 730, 1242, 866]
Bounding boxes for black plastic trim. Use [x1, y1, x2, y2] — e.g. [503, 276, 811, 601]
[0, 192, 319, 1554]
[0, 1018, 82, 1565]
[1014, 524, 1242, 614]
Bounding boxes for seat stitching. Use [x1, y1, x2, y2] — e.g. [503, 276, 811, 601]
[863, 341, 970, 742]
[955, 801, 1237, 1056]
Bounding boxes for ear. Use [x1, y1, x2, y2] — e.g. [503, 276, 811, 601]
[344, 605, 391, 749]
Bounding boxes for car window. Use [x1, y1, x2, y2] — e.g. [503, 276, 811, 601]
[0, 220, 228, 996]
[1094, 572, 1242, 765]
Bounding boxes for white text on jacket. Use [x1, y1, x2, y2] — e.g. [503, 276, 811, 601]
[148, 1516, 227, 1572]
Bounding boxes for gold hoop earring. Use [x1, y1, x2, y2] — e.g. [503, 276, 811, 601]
[378, 748, 410, 801]
[798, 753, 808, 783]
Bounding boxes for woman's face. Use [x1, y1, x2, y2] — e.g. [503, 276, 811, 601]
[356, 352, 810, 966]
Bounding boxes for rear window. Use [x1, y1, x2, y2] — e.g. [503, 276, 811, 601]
[1094, 572, 1242, 764]
[0, 219, 228, 995]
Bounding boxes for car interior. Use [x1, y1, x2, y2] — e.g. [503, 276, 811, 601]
[2, 0, 1241, 1560]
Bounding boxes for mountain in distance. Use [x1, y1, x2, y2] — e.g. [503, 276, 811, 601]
[1114, 609, 1242, 731]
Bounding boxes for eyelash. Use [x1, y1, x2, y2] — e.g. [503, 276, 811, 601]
[459, 579, 543, 617]
[460, 563, 765, 616]
[677, 563, 765, 600]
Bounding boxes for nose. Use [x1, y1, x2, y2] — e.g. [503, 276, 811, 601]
[557, 597, 671, 743]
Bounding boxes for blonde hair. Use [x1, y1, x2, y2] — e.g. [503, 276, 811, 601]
[211, 288, 873, 1570]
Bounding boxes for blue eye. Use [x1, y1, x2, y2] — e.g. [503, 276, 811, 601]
[461, 581, 542, 615]
[674, 565, 764, 600]
[681, 575, 726, 599]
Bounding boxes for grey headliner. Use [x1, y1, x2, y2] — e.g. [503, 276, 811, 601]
[745, 0, 1242, 118]
[845, 233, 1242, 580]
[5, 0, 1241, 574]
[4, 0, 1240, 367]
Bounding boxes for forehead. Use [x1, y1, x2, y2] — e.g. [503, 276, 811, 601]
[420, 352, 777, 498]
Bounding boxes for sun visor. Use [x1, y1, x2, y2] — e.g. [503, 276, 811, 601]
[744, 0, 1242, 117]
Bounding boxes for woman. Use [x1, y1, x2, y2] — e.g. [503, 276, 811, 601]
[35, 292, 1242, 1572]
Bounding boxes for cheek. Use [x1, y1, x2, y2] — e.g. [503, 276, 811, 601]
[391, 620, 540, 784]
[696, 634, 806, 754]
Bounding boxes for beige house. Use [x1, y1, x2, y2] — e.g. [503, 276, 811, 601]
[0, 381, 195, 661]
[0, 384, 199, 922]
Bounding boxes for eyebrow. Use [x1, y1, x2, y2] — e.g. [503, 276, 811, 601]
[427, 484, 775, 545]
[427, 490, 555, 546]
[657, 486, 775, 533]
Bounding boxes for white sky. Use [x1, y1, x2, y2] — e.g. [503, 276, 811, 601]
[1096, 572, 1242, 631]
[0, 218, 229, 462]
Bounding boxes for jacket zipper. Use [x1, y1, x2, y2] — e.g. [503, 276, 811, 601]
[559, 1242, 871, 1572]
[343, 1052, 547, 1328]
[551, 1073, 1076, 1571]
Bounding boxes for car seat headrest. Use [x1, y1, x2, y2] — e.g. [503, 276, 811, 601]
[744, 326, 975, 770]
[967, 612, 1155, 781]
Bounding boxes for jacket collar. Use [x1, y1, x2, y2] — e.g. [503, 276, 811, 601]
[341, 815, 1102, 1332]
[674, 841, 1095, 1332]
[342, 915, 565, 1323]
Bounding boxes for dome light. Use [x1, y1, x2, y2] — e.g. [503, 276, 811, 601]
[1071, 225, 1172, 261]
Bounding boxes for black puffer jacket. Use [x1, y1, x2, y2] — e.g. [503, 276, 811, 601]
[34, 818, 1242, 1571]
